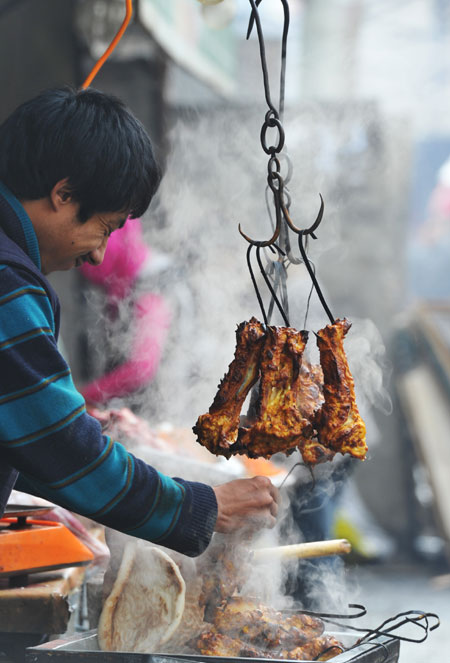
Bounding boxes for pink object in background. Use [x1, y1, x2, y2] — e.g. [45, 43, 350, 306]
[79, 218, 171, 405]
[79, 218, 150, 301]
[81, 293, 171, 404]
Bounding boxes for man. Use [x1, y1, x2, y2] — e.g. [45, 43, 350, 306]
[0, 86, 278, 557]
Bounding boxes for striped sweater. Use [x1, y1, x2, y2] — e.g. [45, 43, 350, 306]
[0, 182, 217, 556]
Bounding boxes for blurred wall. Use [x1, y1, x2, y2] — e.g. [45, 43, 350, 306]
[0, 0, 79, 120]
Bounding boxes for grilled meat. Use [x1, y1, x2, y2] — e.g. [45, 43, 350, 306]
[212, 597, 324, 650]
[193, 318, 265, 456]
[315, 319, 367, 460]
[283, 611, 326, 641]
[282, 635, 344, 661]
[238, 326, 312, 458]
[196, 629, 344, 661]
[295, 360, 335, 464]
[198, 537, 250, 615]
[297, 361, 324, 421]
[194, 316, 366, 465]
[196, 631, 265, 658]
[197, 629, 342, 660]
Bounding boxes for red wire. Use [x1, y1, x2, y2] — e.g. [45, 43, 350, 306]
[81, 0, 133, 89]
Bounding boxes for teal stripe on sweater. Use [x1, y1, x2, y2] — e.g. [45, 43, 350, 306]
[0, 290, 54, 342]
[0, 373, 85, 445]
[90, 455, 135, 518]
[3, 404, 85, 447]
[50, 436, 114, 488]
[0, 284, 46, 306]
[0, 369, 71, 406]
[126, 472, 184, 540]
[31, 441, 135, 515]
[0, 327, 52, 351]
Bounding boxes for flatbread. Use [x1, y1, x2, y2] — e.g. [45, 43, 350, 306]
[97, 540, 186, 652]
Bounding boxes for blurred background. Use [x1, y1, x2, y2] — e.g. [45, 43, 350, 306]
[1, 0, 450, 642]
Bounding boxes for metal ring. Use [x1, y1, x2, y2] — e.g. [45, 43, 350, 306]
[267, 155, 281, 178]
[260, 114, 285, 155]
[267, 171, 283, 193]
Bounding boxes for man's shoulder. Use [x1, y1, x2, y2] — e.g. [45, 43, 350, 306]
[0, 261, 47, 298]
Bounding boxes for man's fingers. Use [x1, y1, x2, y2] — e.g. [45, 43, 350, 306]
[269, 499, 278, 518]
[213, 475, 280, 533]
[269, 481, 280, 503]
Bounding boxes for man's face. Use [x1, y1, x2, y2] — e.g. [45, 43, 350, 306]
[38, 203, 127, 275]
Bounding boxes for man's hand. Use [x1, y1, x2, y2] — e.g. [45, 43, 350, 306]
[212, 475, 279, 533]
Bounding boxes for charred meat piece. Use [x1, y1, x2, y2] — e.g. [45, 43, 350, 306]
[282, 635, 344, 661]
[193, 318, 266, 456]
[315, 318, 367, 460]
[295, 361, 335, 465]
[296, 361, 324, 421]
[194, 317, 366, 464]
[238, 326, 312, 458]
[297, 436, 336, 465]
[196, 631, 265, 658]
[212, 597, 324, 650]
[198, 537, 250, 616]
[283, 611, 325, 641]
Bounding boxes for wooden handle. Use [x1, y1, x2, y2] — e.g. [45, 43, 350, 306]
[252, 539, 352, 562]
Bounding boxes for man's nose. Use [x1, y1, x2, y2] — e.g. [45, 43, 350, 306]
[88, 237, 108, 266]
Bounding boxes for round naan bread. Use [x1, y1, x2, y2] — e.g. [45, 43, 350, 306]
[97, 540, 186, 652]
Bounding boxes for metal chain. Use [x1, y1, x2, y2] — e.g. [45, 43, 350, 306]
[241, 0, 334, 328]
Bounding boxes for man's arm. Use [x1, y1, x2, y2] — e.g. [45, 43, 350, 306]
[1, 266, 278, 555]
[0, 266, 215, 555]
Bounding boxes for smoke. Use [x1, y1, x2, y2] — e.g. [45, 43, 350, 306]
[137, 98, 399, 434]
[346, 319, 391, 411]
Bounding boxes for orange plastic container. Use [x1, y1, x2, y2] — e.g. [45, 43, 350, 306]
[0, 517, 94, 577]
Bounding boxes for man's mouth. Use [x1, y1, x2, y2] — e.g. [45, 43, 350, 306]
[76, 256, 88, 268]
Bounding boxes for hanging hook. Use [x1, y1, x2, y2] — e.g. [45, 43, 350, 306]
[238, 182, 284, 246]
[298, 232, 335, 325]
[247, 0, 290, 119]
[281, 194, 325, 238]
[256, 246, 290, 326]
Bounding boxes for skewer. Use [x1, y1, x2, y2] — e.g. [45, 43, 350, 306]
[252, 538, 351, 562]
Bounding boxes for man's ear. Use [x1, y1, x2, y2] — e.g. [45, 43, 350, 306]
[50, 178, 73, 211]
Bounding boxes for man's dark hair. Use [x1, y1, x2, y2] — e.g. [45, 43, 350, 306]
[0, 86, 161, 221]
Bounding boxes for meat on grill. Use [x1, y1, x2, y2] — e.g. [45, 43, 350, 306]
[193, 318, 265, 456]
[315, 318, 367, 460]
[282, 635, 344, 661]
[211, 596, 324, 649]
[193, 316, 367, 465]
[196, 631, 266, 658]
[196, 630, 343, 660]
[198, 537, 250, 616]
[237, 326, 312, 458]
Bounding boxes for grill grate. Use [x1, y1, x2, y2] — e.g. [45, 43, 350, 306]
[25, 630, 400, 663]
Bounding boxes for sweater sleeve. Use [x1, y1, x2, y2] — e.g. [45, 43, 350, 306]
[0, 266, 217, 556]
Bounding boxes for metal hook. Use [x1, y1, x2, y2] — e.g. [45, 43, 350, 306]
[247, 0, 290, 119]
[298, 232, 335, 325]
[256, 245, 290, 326]
[245, 243, 290, 326]
[281, 194, 325, 238]
[238, 184, 284, 246]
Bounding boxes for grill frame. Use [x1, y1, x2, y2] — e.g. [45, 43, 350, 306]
[25, 630, 400, 663]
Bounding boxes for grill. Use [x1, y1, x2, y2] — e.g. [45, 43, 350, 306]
[25, 630, 400, 663]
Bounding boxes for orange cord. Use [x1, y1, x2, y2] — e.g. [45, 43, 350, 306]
[81, 0, 133, 89]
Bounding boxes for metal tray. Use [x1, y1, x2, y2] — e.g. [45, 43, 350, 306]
[26, 630, 400, 663]
[3, 504, 53, 519]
